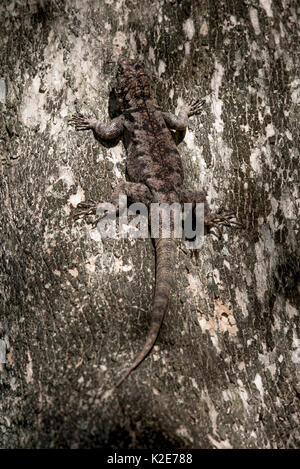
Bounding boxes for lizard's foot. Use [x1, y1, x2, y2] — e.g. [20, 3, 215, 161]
[187, 97, 206, 117]
[205, 212, 243, 239]
[73, 199, 104, 226]
[68, 114, 92, 131]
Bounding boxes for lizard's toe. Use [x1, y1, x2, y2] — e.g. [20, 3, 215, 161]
[73, 199, 102, 221]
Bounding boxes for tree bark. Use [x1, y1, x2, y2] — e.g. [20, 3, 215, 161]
[0, 0, 299, 449]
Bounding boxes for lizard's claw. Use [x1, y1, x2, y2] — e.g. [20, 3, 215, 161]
[73, 199, 101, 222]
[73, 199, 114, 228]
[187, 97, 206, 117]
[68, 114, 92, 131]
[218, 212, 244, 228]
[205, 212, 243, 238]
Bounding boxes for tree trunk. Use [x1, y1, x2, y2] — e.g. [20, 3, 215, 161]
[0, 0, 299, 449]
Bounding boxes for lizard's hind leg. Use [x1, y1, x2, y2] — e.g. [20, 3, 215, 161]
[179, 188, 241, 239]
[111, 181, 153, 207]
[73, 181, 153, 225]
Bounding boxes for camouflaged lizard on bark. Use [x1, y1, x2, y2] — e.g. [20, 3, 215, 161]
[68, 59, 236, 387]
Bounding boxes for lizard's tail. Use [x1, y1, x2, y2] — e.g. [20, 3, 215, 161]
[116, 238, 176, 387]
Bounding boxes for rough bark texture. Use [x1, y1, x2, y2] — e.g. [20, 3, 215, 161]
[0, 0, 299, 449]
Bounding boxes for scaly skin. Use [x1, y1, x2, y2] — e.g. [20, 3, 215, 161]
[68, 59, 237, 386]
[116, 237, 176, 387]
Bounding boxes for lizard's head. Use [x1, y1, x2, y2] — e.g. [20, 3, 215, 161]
[114, 59, 155, 109]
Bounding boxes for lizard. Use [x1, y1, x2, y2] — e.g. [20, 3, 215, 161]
[68, 59, 237, 387]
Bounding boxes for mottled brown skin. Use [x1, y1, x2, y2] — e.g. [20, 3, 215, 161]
[69, 59, 234, 387]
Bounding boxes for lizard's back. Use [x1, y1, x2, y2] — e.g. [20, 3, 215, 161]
[115, 60, 184, 197]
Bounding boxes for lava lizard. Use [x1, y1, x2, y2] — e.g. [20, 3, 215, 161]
[68, 59, 236, 387]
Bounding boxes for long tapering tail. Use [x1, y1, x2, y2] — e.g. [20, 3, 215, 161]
[116, 238, 176, 387]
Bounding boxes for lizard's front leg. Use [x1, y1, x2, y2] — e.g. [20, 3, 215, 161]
[68, 113, 124, 141]
[162, 98, 206, 144]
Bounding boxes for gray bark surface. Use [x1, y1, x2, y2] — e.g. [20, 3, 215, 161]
[0, 0, 299, 448]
